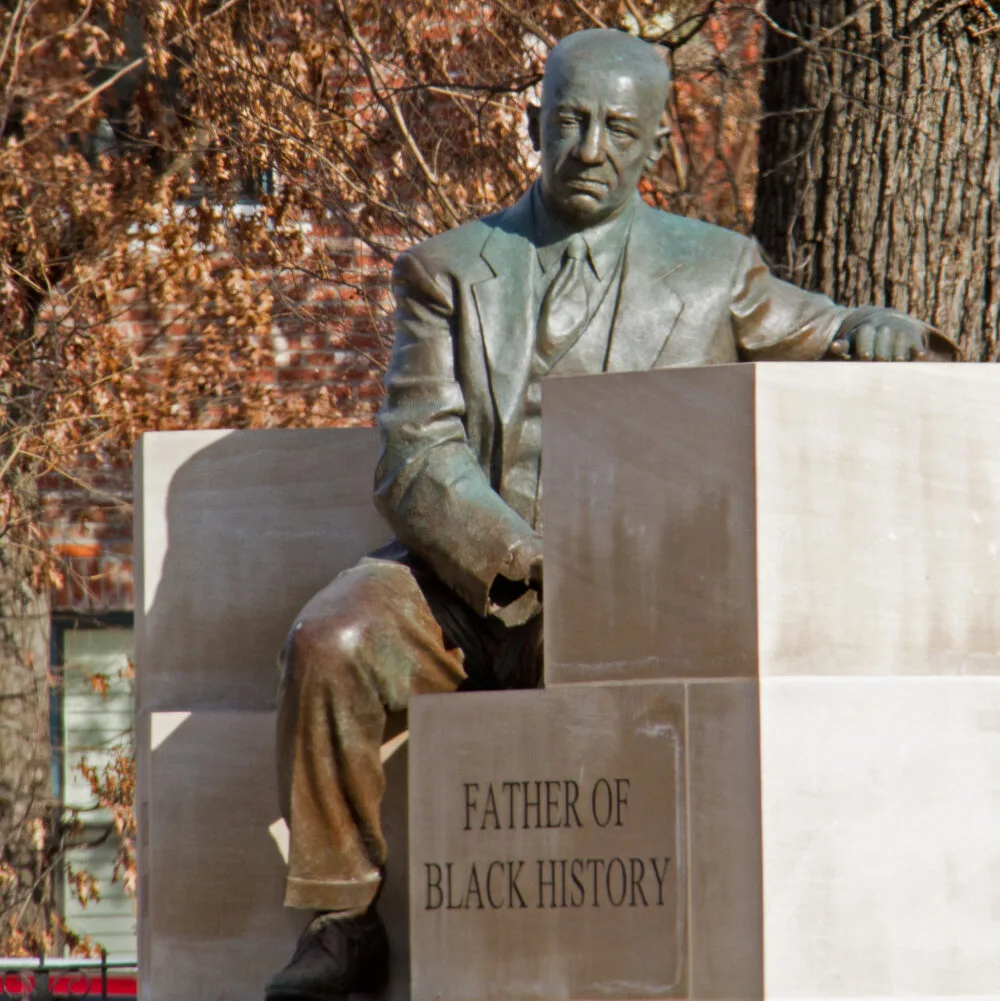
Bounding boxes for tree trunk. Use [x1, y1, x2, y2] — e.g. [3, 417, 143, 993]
[0, 552, 55, 953]
[755, 0, 1000, 360]
[1, 353, 57, 952]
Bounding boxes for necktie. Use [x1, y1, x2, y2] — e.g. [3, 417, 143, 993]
[537, 234, 590, 361]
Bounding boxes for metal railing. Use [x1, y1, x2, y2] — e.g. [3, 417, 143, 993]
[0, 953, 138, 1000]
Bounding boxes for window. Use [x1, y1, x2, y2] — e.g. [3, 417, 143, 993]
[52, 616, 136, 959]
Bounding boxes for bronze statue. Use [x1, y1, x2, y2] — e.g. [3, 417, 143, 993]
[265, 28, 953, 1001]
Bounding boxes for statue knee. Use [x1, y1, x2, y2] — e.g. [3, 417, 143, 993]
[279, 563, 408, 701]
[279, 608, 368, 689]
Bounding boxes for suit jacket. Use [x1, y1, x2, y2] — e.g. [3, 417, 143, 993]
[373, 188, 850, 619]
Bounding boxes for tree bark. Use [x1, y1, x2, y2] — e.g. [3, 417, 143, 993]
[0, 465, 56, 952]
[1, 306, 57, 950]
[755, 0, 1000, 360]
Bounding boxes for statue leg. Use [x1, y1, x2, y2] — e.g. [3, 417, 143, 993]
[275, 558, 467, 913]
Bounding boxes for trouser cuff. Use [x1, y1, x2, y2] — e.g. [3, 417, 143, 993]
[283, 872, 381, 912]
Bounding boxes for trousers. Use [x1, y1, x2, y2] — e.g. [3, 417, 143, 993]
[276, 555, 544, 912]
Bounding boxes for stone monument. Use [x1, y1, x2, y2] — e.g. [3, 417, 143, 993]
[134, 24, 973, 1001]
[136, 363, 999, 1001]
[266, 27, 951, 1001]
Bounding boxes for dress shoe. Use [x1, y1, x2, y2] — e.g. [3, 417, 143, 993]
[264, 907, 389, 1001]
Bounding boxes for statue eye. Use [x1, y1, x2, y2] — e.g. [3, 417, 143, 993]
[608, 122, 636, 138]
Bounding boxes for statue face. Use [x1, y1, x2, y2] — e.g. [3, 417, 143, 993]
[538, 56, 662, 228]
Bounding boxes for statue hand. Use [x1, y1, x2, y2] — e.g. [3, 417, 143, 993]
[489, 537, 543, 621]
[498, 536, 543, 591]
[829, 316, 929, 362]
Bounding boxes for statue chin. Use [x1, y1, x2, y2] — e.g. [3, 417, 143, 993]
[545, 187, 625, 229]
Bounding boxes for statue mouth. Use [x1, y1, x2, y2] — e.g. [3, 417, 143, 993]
[564, 177, 609, 194]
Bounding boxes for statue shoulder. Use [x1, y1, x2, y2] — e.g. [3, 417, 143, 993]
[635, 201, 754, 264]
[394, 215, 495, 281]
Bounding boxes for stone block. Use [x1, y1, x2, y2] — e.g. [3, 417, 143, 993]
[686, 680, 762, 1000]
[137, 709, 410, 1001]
[134, 428, 388, 712]
[536, 364, 1000, 999]
[542, 363, 1000, 682]
[408, 683, 763, 1001]
[757, 676, 1000, 999]
[134, 428, 404, 1001]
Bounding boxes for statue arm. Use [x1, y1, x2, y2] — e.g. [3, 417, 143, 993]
[729, 240, 959, 361]
[729, 240, 849, 360]
[374, 250, 541, 621]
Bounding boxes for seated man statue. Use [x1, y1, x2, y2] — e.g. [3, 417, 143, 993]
[265, 27, 952, 1001]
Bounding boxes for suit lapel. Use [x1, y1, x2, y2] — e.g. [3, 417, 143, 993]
[472, 193, 536, 428]
[607, 203, 685, 372]
[472, 194, 688, 418]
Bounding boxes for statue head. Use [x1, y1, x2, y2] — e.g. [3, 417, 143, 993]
[529, 29, 671, 228]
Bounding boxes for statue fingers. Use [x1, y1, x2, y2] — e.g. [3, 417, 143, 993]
[912, 330, 934, 361]
[854, 322, 876, 361]
[828, 337, 851, 359]
[873, 324, 896, 361]
[892, 328, 920, 361]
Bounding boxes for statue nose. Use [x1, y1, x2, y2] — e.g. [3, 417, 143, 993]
[577, 123, 604, 163]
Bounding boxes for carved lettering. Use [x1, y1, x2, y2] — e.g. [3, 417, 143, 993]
[650, 857, 671, 906]
[424, 854, 674, 911]
[507, 860, 527, 909]
[424, 775, 677, 917]
[486, 861, 505, 908]
[446, 862, 463, 910]
[565, 779, 582, 827]
[545, 780, 561, 829]
[569, 858, 585, 907]
[464, 779, 591, 830]
[481, 783, 500, 830]
[606, 857, 627, 906]
[502, 781, 518, 830]
[613, 778, 630, 827]
[465, 862, 484, 910]
[523, 780, 541, 829]
[586, 857, 605, 904]
[425, 863, 443, 910]
[591, 779, 612, 827]
[537, 859, 558, 909]
[629, 857, 648, 906]
[463, 783, 478, 832]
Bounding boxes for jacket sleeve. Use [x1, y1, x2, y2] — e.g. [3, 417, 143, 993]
[373, 249, 540, 619]
[729, 240, 958, 360]
[729, 240, 849, 360]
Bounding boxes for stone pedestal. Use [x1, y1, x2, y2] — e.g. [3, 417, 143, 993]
[408, 363, 1000, 1001]
[535, 364, 1000, 1000]
[134, 429, 401, 1001]
[137, 365, 1000, 1001]
[407, 683, 760, 1001]
[543, 364, 1000, 686]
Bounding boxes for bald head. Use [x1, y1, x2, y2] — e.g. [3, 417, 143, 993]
[543, 30, 670, 125]
[533, 29, 670, 228]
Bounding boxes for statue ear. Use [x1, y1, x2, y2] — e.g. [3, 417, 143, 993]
[645, 123, 672, 171]
[527, 104, 541, 152]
